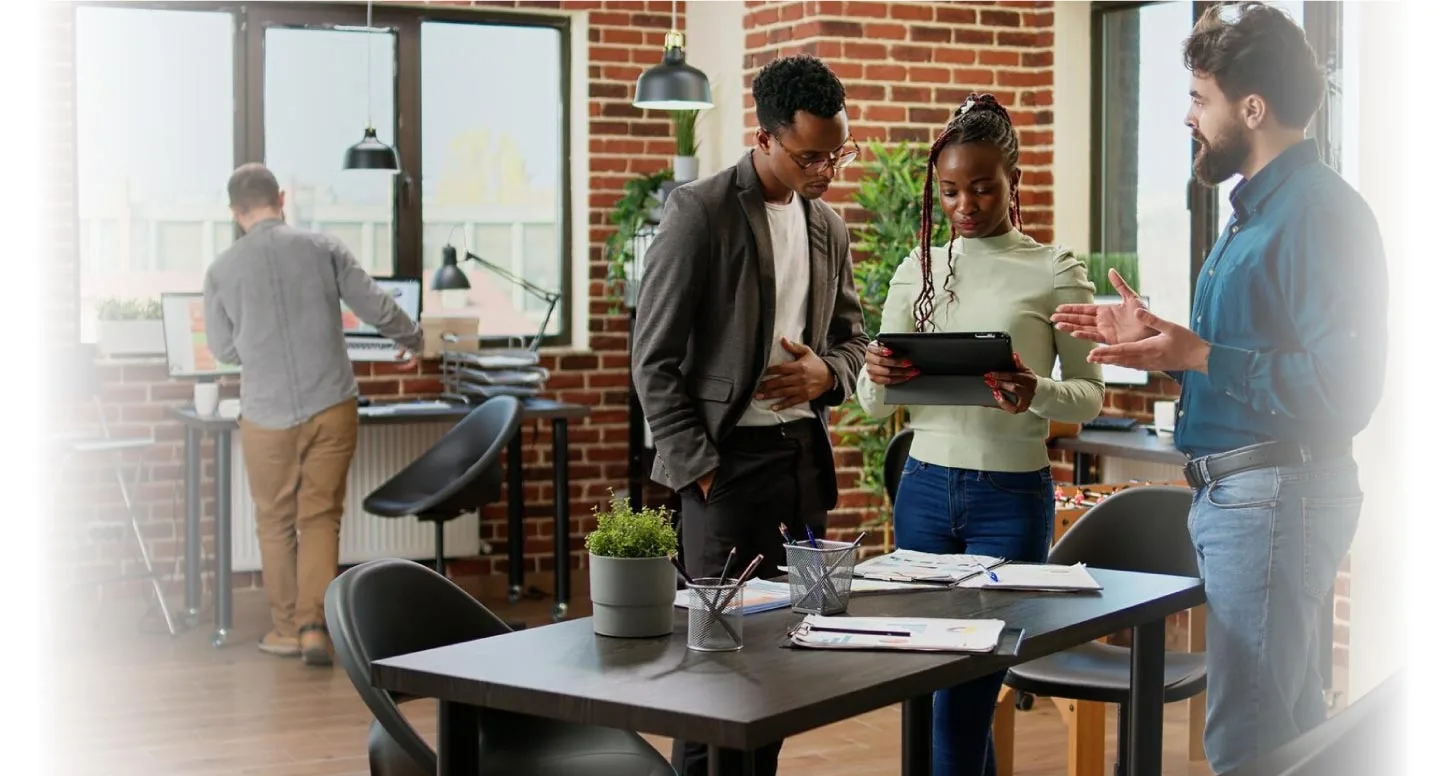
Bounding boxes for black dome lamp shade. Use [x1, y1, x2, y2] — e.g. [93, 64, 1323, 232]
[343, 0, 399, 172]
[632, 0, 713, 111]
[344, 126, 399, 171]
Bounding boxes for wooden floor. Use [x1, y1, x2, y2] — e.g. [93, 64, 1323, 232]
[54, 579, 1215, 776]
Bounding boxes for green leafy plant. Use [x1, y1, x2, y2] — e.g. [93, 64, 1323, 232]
[95, 297, 162, 321]
[835, 140, 947, 541]
[1078, 253, 1141, 294]
[672, 109, 700, 158]
[604, 168, 673, 304]
[584, 490, 678, 559]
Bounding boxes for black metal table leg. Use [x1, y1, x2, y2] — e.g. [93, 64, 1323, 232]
[1127, 618, 1165, 774]
[212, 429, 233, 647]
[437, 701, 480, 776]
[902, 694, 932, 776]
[1074, 450, 1095, 485]
[507, 432, 524, 604]
[552, 418, 570, 621]
[183, 426, 202, 625]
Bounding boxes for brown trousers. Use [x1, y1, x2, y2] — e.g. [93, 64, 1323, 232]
[239, 398, 359, 637]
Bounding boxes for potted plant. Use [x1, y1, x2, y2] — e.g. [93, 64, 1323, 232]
[95, 297, 165, 356]
[671, 108, 700, 184]
[585, 490, 679, 638]
[603, 169, 672, 308]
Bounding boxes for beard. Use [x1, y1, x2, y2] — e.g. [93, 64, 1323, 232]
[1192, 124, 1249, 187]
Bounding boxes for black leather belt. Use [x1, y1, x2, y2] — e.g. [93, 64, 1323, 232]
[1183, 440, 1352, 490]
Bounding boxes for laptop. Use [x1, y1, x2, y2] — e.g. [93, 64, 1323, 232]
[343, 277, 422, 362]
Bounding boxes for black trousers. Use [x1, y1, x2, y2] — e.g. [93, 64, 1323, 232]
[672, 418, 829, 776]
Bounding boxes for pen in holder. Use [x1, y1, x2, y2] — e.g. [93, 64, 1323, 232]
[686, 577, 744, 652]
[784, 539, 858, 615]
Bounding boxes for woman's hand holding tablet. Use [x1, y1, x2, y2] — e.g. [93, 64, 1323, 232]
[865, 341, 918, 385]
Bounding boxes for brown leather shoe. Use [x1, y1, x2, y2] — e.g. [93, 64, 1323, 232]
[257, 630, 300, 657]
[299, 623, 333, 666]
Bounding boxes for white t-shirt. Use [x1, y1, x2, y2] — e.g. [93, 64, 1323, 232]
[738, 195, 816, 427]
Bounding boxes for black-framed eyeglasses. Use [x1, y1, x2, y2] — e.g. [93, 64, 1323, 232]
[772, 135, 860, 174]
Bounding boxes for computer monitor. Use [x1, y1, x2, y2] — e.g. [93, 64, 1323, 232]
[161, 292, 243, 379]
[1049, 294, 1151, 386]
[342, 277, 422, 338]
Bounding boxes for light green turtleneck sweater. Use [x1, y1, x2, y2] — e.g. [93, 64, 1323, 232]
[858, 229, 1105, 473]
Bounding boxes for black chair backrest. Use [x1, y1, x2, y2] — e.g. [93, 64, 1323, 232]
[883, 428, 914, 505]
[369, 395, 523, 515]
[325, 558, 513, 773]
[1047, 485, 1198, 577]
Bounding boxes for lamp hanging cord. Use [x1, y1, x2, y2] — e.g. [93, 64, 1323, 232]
[365, 0, 374, 130]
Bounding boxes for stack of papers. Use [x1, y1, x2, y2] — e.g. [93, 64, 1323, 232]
[853, 550, 1005, 585]
[789, 615, 1006, 653]
[955, 562, 1103, 592]
[673, 579, 792, 615]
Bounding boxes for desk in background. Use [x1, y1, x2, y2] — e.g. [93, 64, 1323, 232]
[1052, 427, 1186, 485]
[170, 398, 590, 647]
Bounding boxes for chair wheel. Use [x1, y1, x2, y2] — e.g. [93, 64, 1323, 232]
[507, 586, 521, 604]
[551, 603, 568, 622]
[1015, 691, 1035, 711]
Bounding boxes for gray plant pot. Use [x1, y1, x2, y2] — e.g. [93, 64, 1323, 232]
[589, 554, 676, 638]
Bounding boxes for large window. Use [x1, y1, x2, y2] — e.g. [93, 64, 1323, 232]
[1091, 1, 1349, 322]
[73, 2, 574, 345]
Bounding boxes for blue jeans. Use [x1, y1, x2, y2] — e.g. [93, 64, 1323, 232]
[1189, 454, 1362, 773]
[892, 457, 1054, 776]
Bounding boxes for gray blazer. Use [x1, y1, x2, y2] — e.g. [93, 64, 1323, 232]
[631, 151, 869, 509]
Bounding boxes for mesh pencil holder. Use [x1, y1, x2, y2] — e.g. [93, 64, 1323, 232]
[686, 577, 744, 652]
[784, 540, 857, 615]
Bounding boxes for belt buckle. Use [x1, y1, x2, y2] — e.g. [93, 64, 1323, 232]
[1183, 460, 1206, 490]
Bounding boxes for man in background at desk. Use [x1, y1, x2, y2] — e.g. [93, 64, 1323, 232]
[203, 163, 424, 667]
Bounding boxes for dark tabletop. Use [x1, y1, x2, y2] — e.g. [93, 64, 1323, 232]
[167, 397, 590, 431]
[1053, 428, 1188, 466]
[372, 568, 1205, 750]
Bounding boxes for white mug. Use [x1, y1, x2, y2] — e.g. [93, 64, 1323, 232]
[194, 382, 220, 417]
[1153, 400, 1176, 434]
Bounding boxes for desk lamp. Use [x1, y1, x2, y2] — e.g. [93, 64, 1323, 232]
[434, 244, 560, 352]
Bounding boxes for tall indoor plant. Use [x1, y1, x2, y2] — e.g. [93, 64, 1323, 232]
[834, 141, 948, 546]
[585, 491, 679, 638]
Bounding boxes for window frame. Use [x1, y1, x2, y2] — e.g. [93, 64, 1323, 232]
[1088, 0, 1343, 302]
[70, 0, 577, 347]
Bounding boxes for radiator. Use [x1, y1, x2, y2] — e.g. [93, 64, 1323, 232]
[229, 422, 482, 572]
[1100, 456, 1186, 485]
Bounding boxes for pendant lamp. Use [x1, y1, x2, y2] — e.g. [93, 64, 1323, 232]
[344, 0, 399, 171]
[633, 0, 713, 111]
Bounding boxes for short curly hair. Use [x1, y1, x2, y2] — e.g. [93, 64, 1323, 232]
[1183, 2, 1324, 130]
[752, 54, 846, 134]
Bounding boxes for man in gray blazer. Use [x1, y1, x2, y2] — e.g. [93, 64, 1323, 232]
[631, 54, 868, 776]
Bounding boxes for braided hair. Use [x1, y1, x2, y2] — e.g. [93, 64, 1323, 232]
[912, 93, 1023, 333]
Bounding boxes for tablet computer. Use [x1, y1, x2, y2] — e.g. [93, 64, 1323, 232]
[875, 331, 1016, 407]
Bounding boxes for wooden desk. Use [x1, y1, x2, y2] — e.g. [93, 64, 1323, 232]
[1052, 428, 1187, 485]
[373, 568, 1205, 776]
[169, 398, 590, 647]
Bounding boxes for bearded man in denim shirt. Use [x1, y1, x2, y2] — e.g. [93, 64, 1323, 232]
[1052, 4, 1387, 772]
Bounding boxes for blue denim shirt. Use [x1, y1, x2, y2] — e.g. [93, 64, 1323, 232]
[1173, 139, 1388, 458]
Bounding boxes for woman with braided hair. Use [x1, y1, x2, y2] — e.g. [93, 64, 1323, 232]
[856, 93, 1105, 775]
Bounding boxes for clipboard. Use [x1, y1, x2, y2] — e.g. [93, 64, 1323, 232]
[876, 331, 1016, 407]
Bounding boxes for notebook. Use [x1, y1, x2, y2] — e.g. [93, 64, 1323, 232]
[673, 578, 792, 615]
[955, 562, 1103, 592]
[789, 616, 1006, 653]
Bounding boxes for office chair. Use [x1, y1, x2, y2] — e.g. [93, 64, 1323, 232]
[882, 427, 914, 505]
[325, 558, 673, 776]
[994, 485, 1206, 776]
[48, 343, 178, 634]
[363, 396, 522, 575]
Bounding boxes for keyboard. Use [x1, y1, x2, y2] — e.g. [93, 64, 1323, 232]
[346, 338, 402, 362]
[1083, 416, 1139, 432]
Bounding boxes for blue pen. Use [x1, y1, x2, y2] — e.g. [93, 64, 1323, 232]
[987, 570, 1001, 583]
[804, 525, 819, 548]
